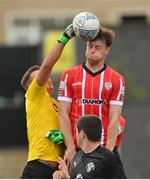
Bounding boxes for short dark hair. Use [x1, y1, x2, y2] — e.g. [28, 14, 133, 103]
[77, 115, 102, 142]
[21, 65, 40, 90]
[92, 26, 115, 47]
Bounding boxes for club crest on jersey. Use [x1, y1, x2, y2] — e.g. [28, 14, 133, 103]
[105, 82, 112, 90]
[86, 162, 95, 173]
[58, 81, 65, 96]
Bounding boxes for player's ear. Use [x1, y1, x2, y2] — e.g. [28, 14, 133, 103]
[80, 130, 86, 139]
[106, 47, 110, 55]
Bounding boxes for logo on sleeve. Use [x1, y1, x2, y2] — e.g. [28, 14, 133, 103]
[120, 86, 125, 95]
[73, 161, 77, 167]
[120, 86, 125, 101]
[58, 81, 65, 96]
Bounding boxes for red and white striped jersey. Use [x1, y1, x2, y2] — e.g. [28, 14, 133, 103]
[58, 63, 125, 147]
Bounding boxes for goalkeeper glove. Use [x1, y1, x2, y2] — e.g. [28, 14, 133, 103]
[46, 129, 64, 144]
[58, 24, 75, 45]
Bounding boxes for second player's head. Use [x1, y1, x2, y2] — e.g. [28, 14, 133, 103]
[76, 115, 102, 145]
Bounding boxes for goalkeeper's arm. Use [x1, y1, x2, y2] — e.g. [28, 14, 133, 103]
[35, 24, 75, 87]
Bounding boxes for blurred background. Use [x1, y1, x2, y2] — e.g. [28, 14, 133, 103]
[0, 0, 150, 178]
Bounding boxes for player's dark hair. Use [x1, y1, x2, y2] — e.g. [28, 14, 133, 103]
[92, 26, 115, 47]
[21, 65, 40, 90]
[77, 115, 102, 142]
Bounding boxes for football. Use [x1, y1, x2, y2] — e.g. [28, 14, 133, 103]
[72, 12, 100, 41]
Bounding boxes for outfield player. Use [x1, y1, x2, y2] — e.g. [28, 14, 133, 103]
[20, 24, 75, 178]
[58, 26, 126, 176]
[53, 115, 126, 179]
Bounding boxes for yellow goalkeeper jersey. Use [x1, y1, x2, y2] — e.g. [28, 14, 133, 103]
[25, 79, 64, 162]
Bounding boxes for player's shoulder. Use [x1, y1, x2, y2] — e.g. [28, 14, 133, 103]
[96, 146, 114, 158]
[88, 146, 115, 165]
[73, 148, 84, 160]
[26, 78, 43, 93]
[106, 66, 124, 78]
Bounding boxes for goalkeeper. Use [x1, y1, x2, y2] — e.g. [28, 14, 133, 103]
[20, 24, 75, 179]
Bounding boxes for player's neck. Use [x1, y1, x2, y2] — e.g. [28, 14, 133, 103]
[85, 61, 104, 73]
[81, 140, 100, 154]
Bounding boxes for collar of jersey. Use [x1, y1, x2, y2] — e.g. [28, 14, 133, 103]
[82, 63, 107, 77]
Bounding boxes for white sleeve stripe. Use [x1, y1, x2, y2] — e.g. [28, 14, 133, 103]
[118, 125, 122, 134]
[110, 100, 123, 106]
[82, 69, 86, 116]
[99, 71, 104, 121]
[117, 78, 123, 101]
[58, 96, 72, 102]
[64, 73, 68, 97]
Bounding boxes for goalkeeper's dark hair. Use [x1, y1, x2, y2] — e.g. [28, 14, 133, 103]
[92, 26, 115, 47]
[21, 65, 40, 90]
[77, 115, 102, 142]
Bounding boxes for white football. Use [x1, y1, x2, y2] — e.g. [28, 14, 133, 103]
[73, 12, 100, 41]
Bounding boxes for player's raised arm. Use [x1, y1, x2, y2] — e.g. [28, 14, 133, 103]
[36, 24, 75, 86]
